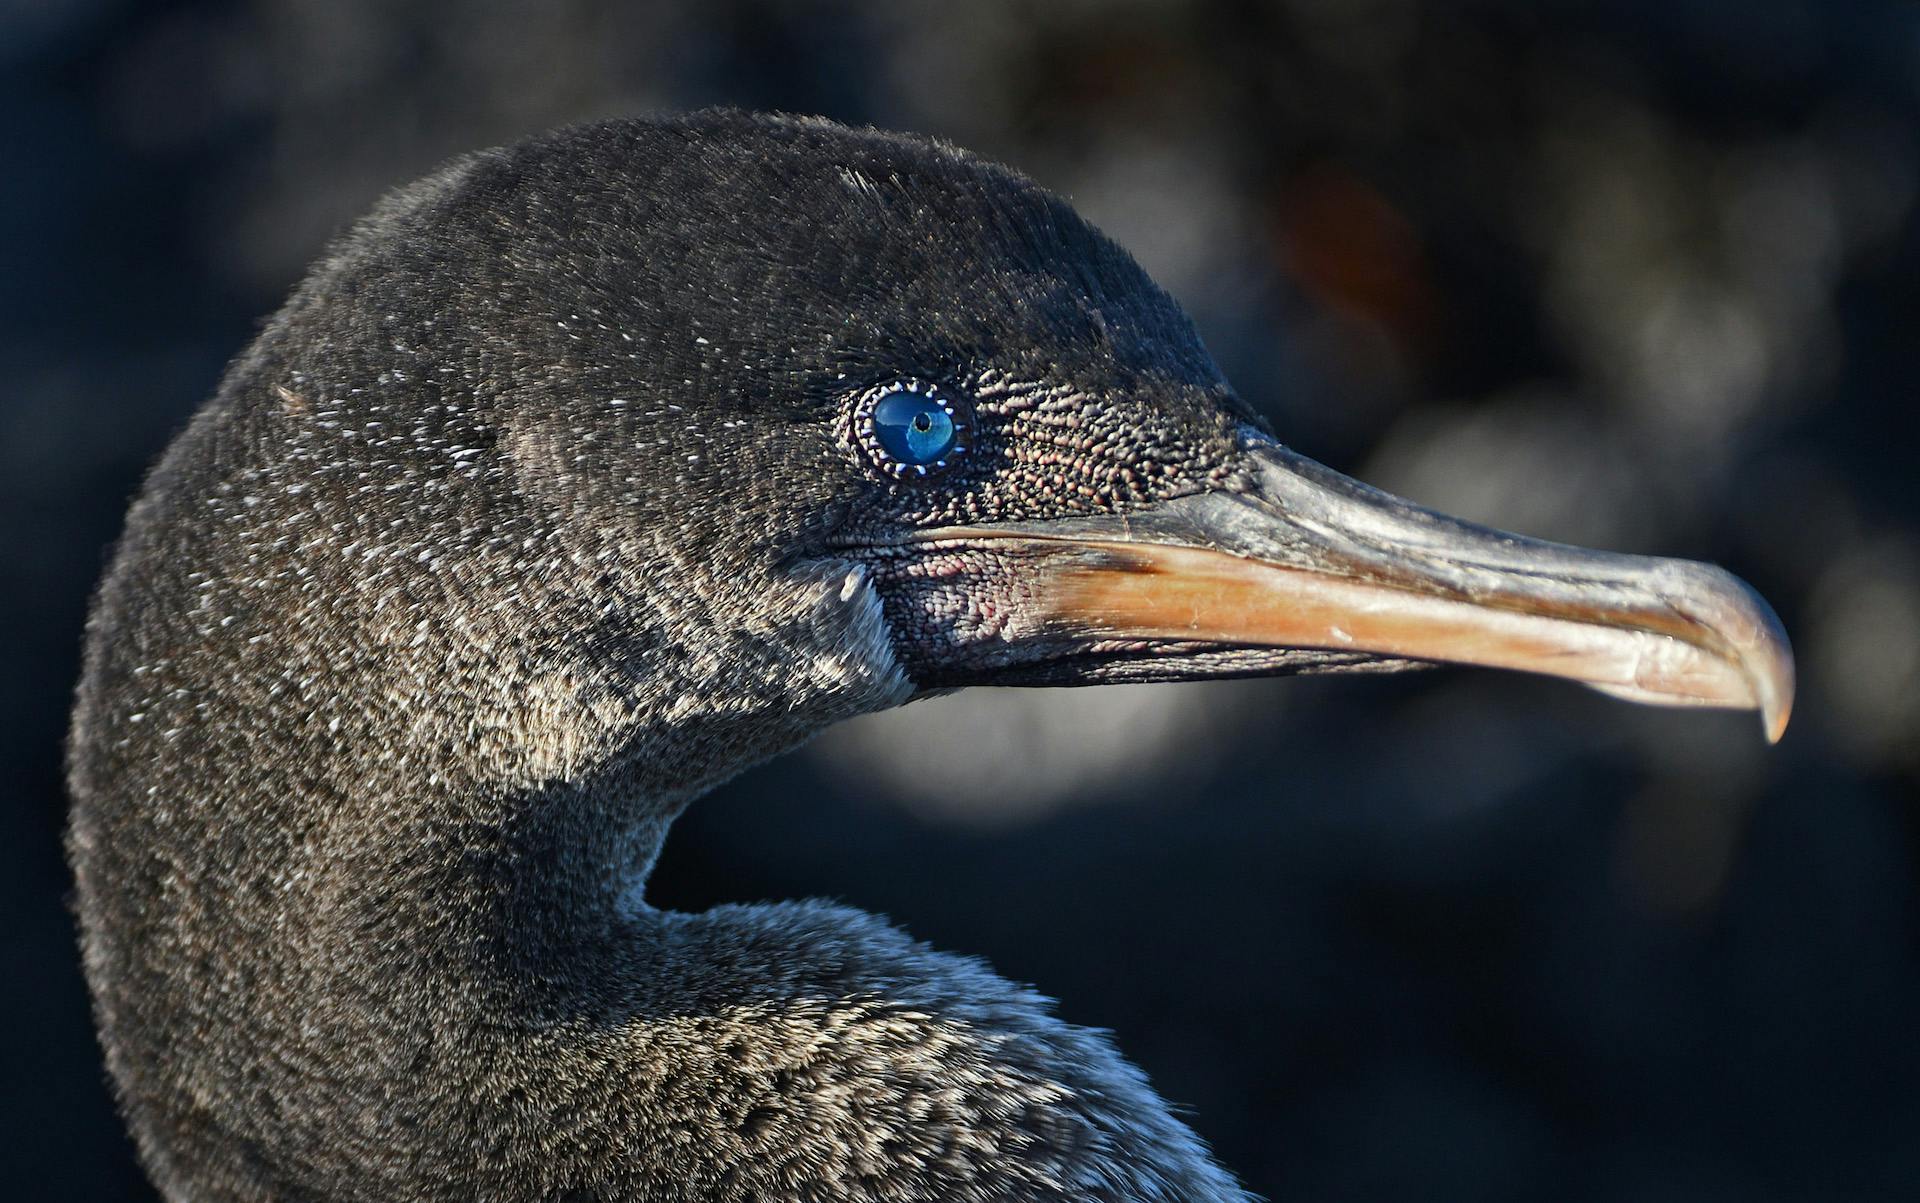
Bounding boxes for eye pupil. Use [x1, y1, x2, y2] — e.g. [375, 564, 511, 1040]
[866, 385, 969, 475]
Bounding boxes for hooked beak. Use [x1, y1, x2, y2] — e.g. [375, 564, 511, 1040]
[919, 432, 1793, 742]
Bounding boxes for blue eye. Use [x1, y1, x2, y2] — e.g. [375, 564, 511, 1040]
[874, 392, 955, 463]
[855, 382, 974, 478]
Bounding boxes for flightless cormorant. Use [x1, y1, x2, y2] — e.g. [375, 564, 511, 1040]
[69, 111, 1792, 1202]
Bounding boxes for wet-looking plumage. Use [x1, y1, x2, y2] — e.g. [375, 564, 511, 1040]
[68, 111, 1792, 1202]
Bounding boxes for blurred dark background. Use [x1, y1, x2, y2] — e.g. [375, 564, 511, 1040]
[6, 0, 1919, 1198]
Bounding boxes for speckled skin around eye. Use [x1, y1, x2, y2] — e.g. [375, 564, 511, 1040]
[847, 370, 1248, 530]
[829, 367, 1255, 684]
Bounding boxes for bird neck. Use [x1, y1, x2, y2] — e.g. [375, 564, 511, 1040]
[262, 554, 913, 995]
[69, 385, 917, 1195]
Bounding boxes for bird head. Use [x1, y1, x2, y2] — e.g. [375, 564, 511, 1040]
[97, 111, 1789, 823]
[443, 111, 1788, 742]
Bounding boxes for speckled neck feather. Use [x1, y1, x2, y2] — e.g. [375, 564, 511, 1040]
[68, 112, 1251, 1201]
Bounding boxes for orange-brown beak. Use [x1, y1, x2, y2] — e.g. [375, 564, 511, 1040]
[919, 433, 1793, 742]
